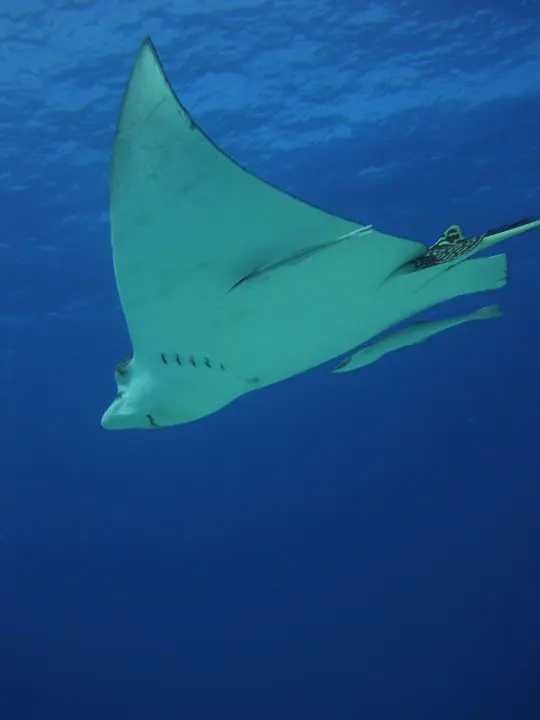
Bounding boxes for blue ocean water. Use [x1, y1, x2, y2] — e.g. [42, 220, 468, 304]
[1, 0, 539, 717]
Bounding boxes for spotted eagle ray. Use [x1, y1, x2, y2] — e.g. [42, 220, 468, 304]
[101, 37, 540, 430]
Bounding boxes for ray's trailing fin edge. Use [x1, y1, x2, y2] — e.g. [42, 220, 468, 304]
[100, 36, 540, 430]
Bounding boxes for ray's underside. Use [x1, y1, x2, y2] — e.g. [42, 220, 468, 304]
[101, 37, 540, 429]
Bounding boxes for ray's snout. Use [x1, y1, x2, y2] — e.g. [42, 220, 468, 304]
[101, 400, 140, 430]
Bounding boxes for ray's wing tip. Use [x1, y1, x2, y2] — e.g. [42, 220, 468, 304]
[136, 36, 161, 67]
[140, 36, 158, 60]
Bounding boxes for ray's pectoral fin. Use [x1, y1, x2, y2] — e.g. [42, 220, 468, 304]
[333, 304, 502, 373]
[397, 216, 540, 273]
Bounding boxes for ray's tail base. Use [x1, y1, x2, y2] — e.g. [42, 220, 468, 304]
[399, 215, 539, 274]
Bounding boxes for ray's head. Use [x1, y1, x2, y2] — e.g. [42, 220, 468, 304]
[101, 354, 246, 431]
[101, 356, 161, 430]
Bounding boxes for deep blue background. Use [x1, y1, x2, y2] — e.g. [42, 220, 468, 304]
[1, 1, 539, 718]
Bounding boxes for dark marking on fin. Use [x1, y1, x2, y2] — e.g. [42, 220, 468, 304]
[160, 353, 168, 364]
[115, 357, 132, 377]
[204, 357, 211, 368]
[334, 357, 351, 371]
[147, 414, 160, 428]
[175, 354, 182, 365]
[190, 356, 197, 367]
[228, 240, 343, 293]
[177, 106, 196, 131]
[229, 273, 253, 291]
